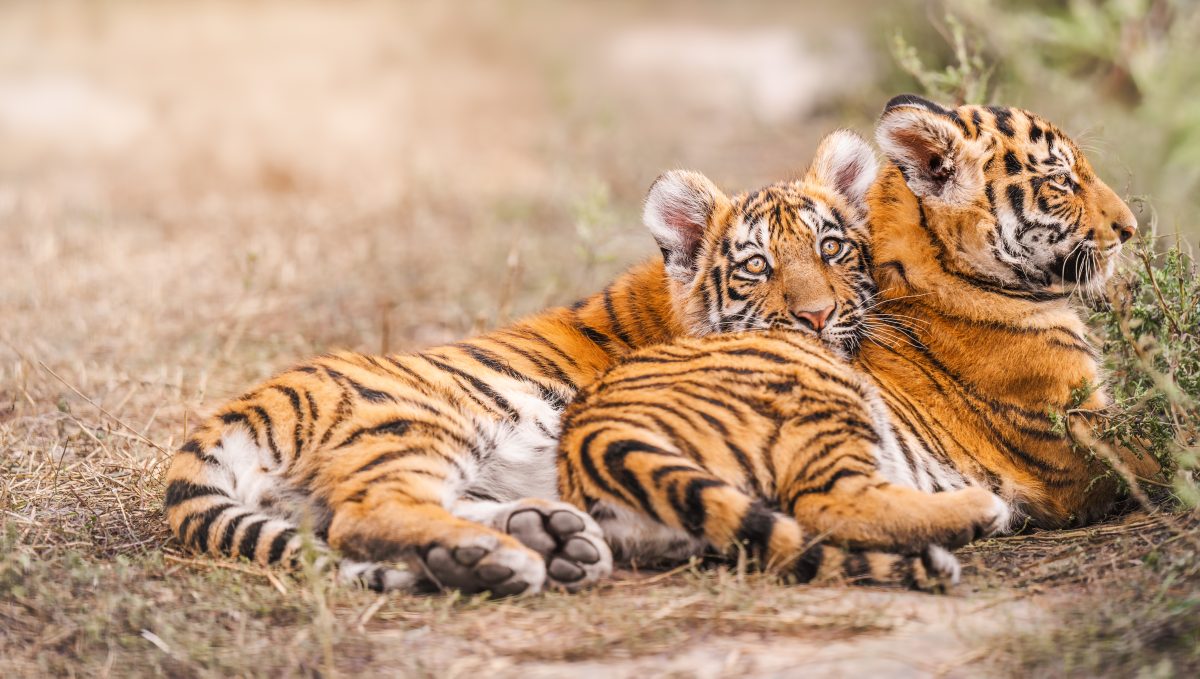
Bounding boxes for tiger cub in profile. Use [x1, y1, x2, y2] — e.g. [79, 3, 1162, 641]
[559, 96, 1150, 575]
[557, 132, 1008, 582]
[163, 130, 955, 596]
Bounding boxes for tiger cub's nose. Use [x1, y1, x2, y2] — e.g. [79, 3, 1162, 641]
[1112, 220, 1136, 243]
[793, 304, 836, 332]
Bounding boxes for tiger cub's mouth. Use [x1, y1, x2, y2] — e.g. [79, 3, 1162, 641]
[1048, 242, 1120, 295]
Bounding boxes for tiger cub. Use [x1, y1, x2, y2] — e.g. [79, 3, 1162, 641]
[557, 136, 1008, 580]
[558, 96, 1151, 575]
[163, 130, 955, 595]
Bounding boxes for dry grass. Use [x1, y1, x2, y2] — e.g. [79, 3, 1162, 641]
[1, 1, 1196, 676]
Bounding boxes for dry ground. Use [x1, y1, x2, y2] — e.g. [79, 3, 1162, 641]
[2, 1, 1196, 677]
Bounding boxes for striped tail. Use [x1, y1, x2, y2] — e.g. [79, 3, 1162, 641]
[723, 499, 960, 591]
[163, 424, 312, 567]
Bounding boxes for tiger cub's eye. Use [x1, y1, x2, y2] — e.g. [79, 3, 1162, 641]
[742, 255, 768, 275]
[821, 238, 846, 258]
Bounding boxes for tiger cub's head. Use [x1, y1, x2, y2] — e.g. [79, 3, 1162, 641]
[875, 94, 1136, 296]
[644, 130, 879, 358]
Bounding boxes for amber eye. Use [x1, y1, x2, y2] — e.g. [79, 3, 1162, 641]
[821, 238, 846, 258]
[741, 255, 768, 275]
[1048, 173, 1074, 192]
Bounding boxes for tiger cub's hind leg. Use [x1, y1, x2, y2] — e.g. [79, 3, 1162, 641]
[778, 424, 1009, 552]
[329, 497, 547, 595]
[454, 498, 613, 591]
[558, 424, 960, 589]
[322, 438, 548, 596]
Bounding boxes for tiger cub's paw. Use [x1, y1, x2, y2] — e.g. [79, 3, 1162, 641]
[420, 535, 547, 597]
[494, 499, 613, 592]
[339, 560, 421, 592]
[947, 488, 1011, 547]
[921, 544, 961, 587]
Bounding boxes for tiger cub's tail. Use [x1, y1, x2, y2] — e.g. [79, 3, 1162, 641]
[163, 422, 313, 567]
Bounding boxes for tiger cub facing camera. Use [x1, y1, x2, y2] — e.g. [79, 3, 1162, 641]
[163, 129, 960, 596]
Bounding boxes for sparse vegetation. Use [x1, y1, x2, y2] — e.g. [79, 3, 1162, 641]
[2, 0, 1198, 676]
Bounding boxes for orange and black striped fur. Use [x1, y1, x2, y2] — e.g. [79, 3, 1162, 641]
[558, 130, 1005, 584]
[164, 130, 954, 595]
[557, 96, 1152, 577]
[857, 95, 1154, 526]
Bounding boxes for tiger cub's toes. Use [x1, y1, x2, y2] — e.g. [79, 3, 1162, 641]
[952, 488, 1012, 547]
[496, 500, 613, 592]
[420, 534, 547, 597]
[920, 545, 962, 588]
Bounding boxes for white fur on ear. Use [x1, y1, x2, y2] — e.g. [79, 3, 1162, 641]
[875, 101, 980, 204]
[643, 170, 725, 282]
[807, 129, 879, 209]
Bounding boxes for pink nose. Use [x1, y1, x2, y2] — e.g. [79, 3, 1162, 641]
[794, 304, 835, 332]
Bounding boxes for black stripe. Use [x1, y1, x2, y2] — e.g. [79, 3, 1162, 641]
[456, 342, 566, 410]
[267, 529, 294, 563]
[187, 503, 234, 553]
[179, 439, 220, 465]
[844, 552, 873, 581]
[422, 355, 521, 421]
[579, 432, 664, 522]
[352, 447, 424, 475]
[603, 286, 636, 348]
[676, 477, 722, 535]
[323, 367, 395, 403]
[237, 519, 267, 560]
[218, 512, 250, 554]
[271, 385, 306, 459]
[165, 480, 227, 508]
[734, 500, 776, 560]
[249, 405, 282, 464]
[793, 544, 824, 583]
[338, 418, 413, 448]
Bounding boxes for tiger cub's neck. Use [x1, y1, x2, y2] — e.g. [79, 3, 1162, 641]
[861, 166, 1102, 410]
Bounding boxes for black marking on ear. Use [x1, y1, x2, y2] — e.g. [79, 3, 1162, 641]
[1004, 151, 1023, 176]
[1029, 123, 1044, 143]
[884, 93, 949, 115]
[970, 110, 983, 139]
[988, 106, 1016, 137]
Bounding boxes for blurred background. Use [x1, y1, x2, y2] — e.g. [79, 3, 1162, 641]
[2, 3, 1197, 674]
[1, 0, 1196, 400]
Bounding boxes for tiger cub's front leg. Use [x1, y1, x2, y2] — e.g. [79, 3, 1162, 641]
[322, 437, 549, 596]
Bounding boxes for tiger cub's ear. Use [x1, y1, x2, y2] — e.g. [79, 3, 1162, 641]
[805, 129, 879, 211]
[643, 170, 729, 283]
[876, 94, 982, 204]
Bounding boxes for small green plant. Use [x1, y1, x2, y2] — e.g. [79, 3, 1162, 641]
[1093, 231, 1199, 505]
[891, 14, 992, 105]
